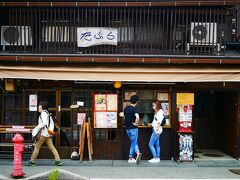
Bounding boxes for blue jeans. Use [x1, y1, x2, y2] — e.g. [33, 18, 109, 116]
[126, 128, 140, 158]
[149, 130, 160, 158]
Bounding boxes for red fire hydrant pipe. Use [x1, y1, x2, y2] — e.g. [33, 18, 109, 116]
[11, 133, 25, 177]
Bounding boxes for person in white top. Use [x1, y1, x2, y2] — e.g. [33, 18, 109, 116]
[26, 101, 62, 166]
[148, 100, 164, 163]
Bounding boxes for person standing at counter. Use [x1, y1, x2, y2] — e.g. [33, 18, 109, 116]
[123, 95, 142, 164]
[148, 100, 164, 163]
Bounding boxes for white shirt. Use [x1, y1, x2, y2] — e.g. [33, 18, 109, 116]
[35, 111, 51, 137]
[151, 109, 164, 134]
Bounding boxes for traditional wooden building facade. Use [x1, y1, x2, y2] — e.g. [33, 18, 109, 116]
[0, 0, 240, 160]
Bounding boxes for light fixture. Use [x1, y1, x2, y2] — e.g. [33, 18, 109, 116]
[113, 81, 122, 89]
[70, 102, 79, 109]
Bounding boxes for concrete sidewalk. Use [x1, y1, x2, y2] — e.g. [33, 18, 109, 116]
[1, 159, 240, 179]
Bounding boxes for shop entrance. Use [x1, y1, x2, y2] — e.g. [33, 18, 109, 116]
[194, 91, 238, 160]
[34, 90, 72, 159]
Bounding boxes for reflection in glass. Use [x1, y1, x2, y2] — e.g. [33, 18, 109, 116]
[60, 128, 71, 146]
[61, 91, 71, 108]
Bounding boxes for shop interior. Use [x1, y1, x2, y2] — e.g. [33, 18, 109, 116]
[194, 91, 237, 160]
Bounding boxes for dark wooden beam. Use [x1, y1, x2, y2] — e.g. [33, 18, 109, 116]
[1, 1, 239, 7]
[0, 55, 239, 64]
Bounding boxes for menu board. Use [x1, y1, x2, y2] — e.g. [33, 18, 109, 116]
[95, 112, 117, 128]
[178, 105, 192, 122]
[107, 94, 118, 111]
[179, 134, 193, 161]
[94, 94, 107, 111]
[157, 93, 169, 101]
[94, 94, 118, 128]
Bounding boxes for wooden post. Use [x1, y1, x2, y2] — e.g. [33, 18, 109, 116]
[88, 118, 93, 155]
[86, 123, 93, 161]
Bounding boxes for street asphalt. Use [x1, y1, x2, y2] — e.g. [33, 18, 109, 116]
[1, 159, 240, 179]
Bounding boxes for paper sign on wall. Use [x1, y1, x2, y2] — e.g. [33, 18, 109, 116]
[77, 27, 118, 47]
[29, 94, 37, 111]
[77, 113, 86, 125]
[177, 93, 194, 105]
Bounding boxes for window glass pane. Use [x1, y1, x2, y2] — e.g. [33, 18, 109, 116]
[61, 91, 71, 108]
[25, 112, 38, 125]
[4, 112, 22, 125]
[38, 91, 56, 108]
[138, 90, 153, 99]
[3, 93, 23, 125]
[60, 111, 71, 127]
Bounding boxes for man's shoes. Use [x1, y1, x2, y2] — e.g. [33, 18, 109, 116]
[128, 158, 136, 163]
[148, 158, 160, 163]
[25, 160, 36, 167]
[54, 160, 63, 166]
[136, 153, 142, 165]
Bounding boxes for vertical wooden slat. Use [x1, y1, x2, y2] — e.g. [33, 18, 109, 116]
[50, 7, 53, 53]
[221, 7, 225, 54]
[200, 7, 203, 54]
[208, 8, 212, 54]
[115, 7, 119, 54]
[216, 7, 220, 55]
[93, 7, 97, 54]
[185, 8, 189, 55]
[153, 7, 157, 54]
[169, 8, 173, 54]
[212, 8, 216, 54]
[138, 7, 142, 54]
[173, 7, 177, 54]
[193, 7, 197, 54]
[166, 7, 169, 54]
[181, 7, 185, 54]
[162, 8, 165, 53]
[156, 7, 160, 53]
[53, 8, 57, 53]
[77, 7, 80, 54]
[196, 7, 200, 55]
[73, 8, 76, 53]
[46, 7, 49, 53]
[9, 8, 13, 52]
[108, 7, 111, 54]
[15, 8, 18, 52]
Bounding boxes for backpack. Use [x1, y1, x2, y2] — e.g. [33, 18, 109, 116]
[161, 116, 166, 126]
[44, 110, 58, 136]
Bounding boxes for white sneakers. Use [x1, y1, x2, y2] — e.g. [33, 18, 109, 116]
[128, 156, 160, 163]
[148, 158, 160, 163]
[128, 158, 136, 163]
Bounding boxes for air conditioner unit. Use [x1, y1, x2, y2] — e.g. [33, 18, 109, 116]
[190, 22, 217, 45]
[1, 26, 32, 46]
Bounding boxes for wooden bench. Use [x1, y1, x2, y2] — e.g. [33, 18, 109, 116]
[0, 125, 34, 159]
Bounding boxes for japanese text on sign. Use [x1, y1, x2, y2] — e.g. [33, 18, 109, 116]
[77, 28, 118, 47]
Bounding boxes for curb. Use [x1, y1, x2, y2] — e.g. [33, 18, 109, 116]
[23, 169, 89, 180]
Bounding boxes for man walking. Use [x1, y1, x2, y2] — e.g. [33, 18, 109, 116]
[124, 95, 142, 164]
[26, 101, 62, 166]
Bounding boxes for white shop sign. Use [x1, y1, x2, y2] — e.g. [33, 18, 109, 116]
[77, 27, 118, 47]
